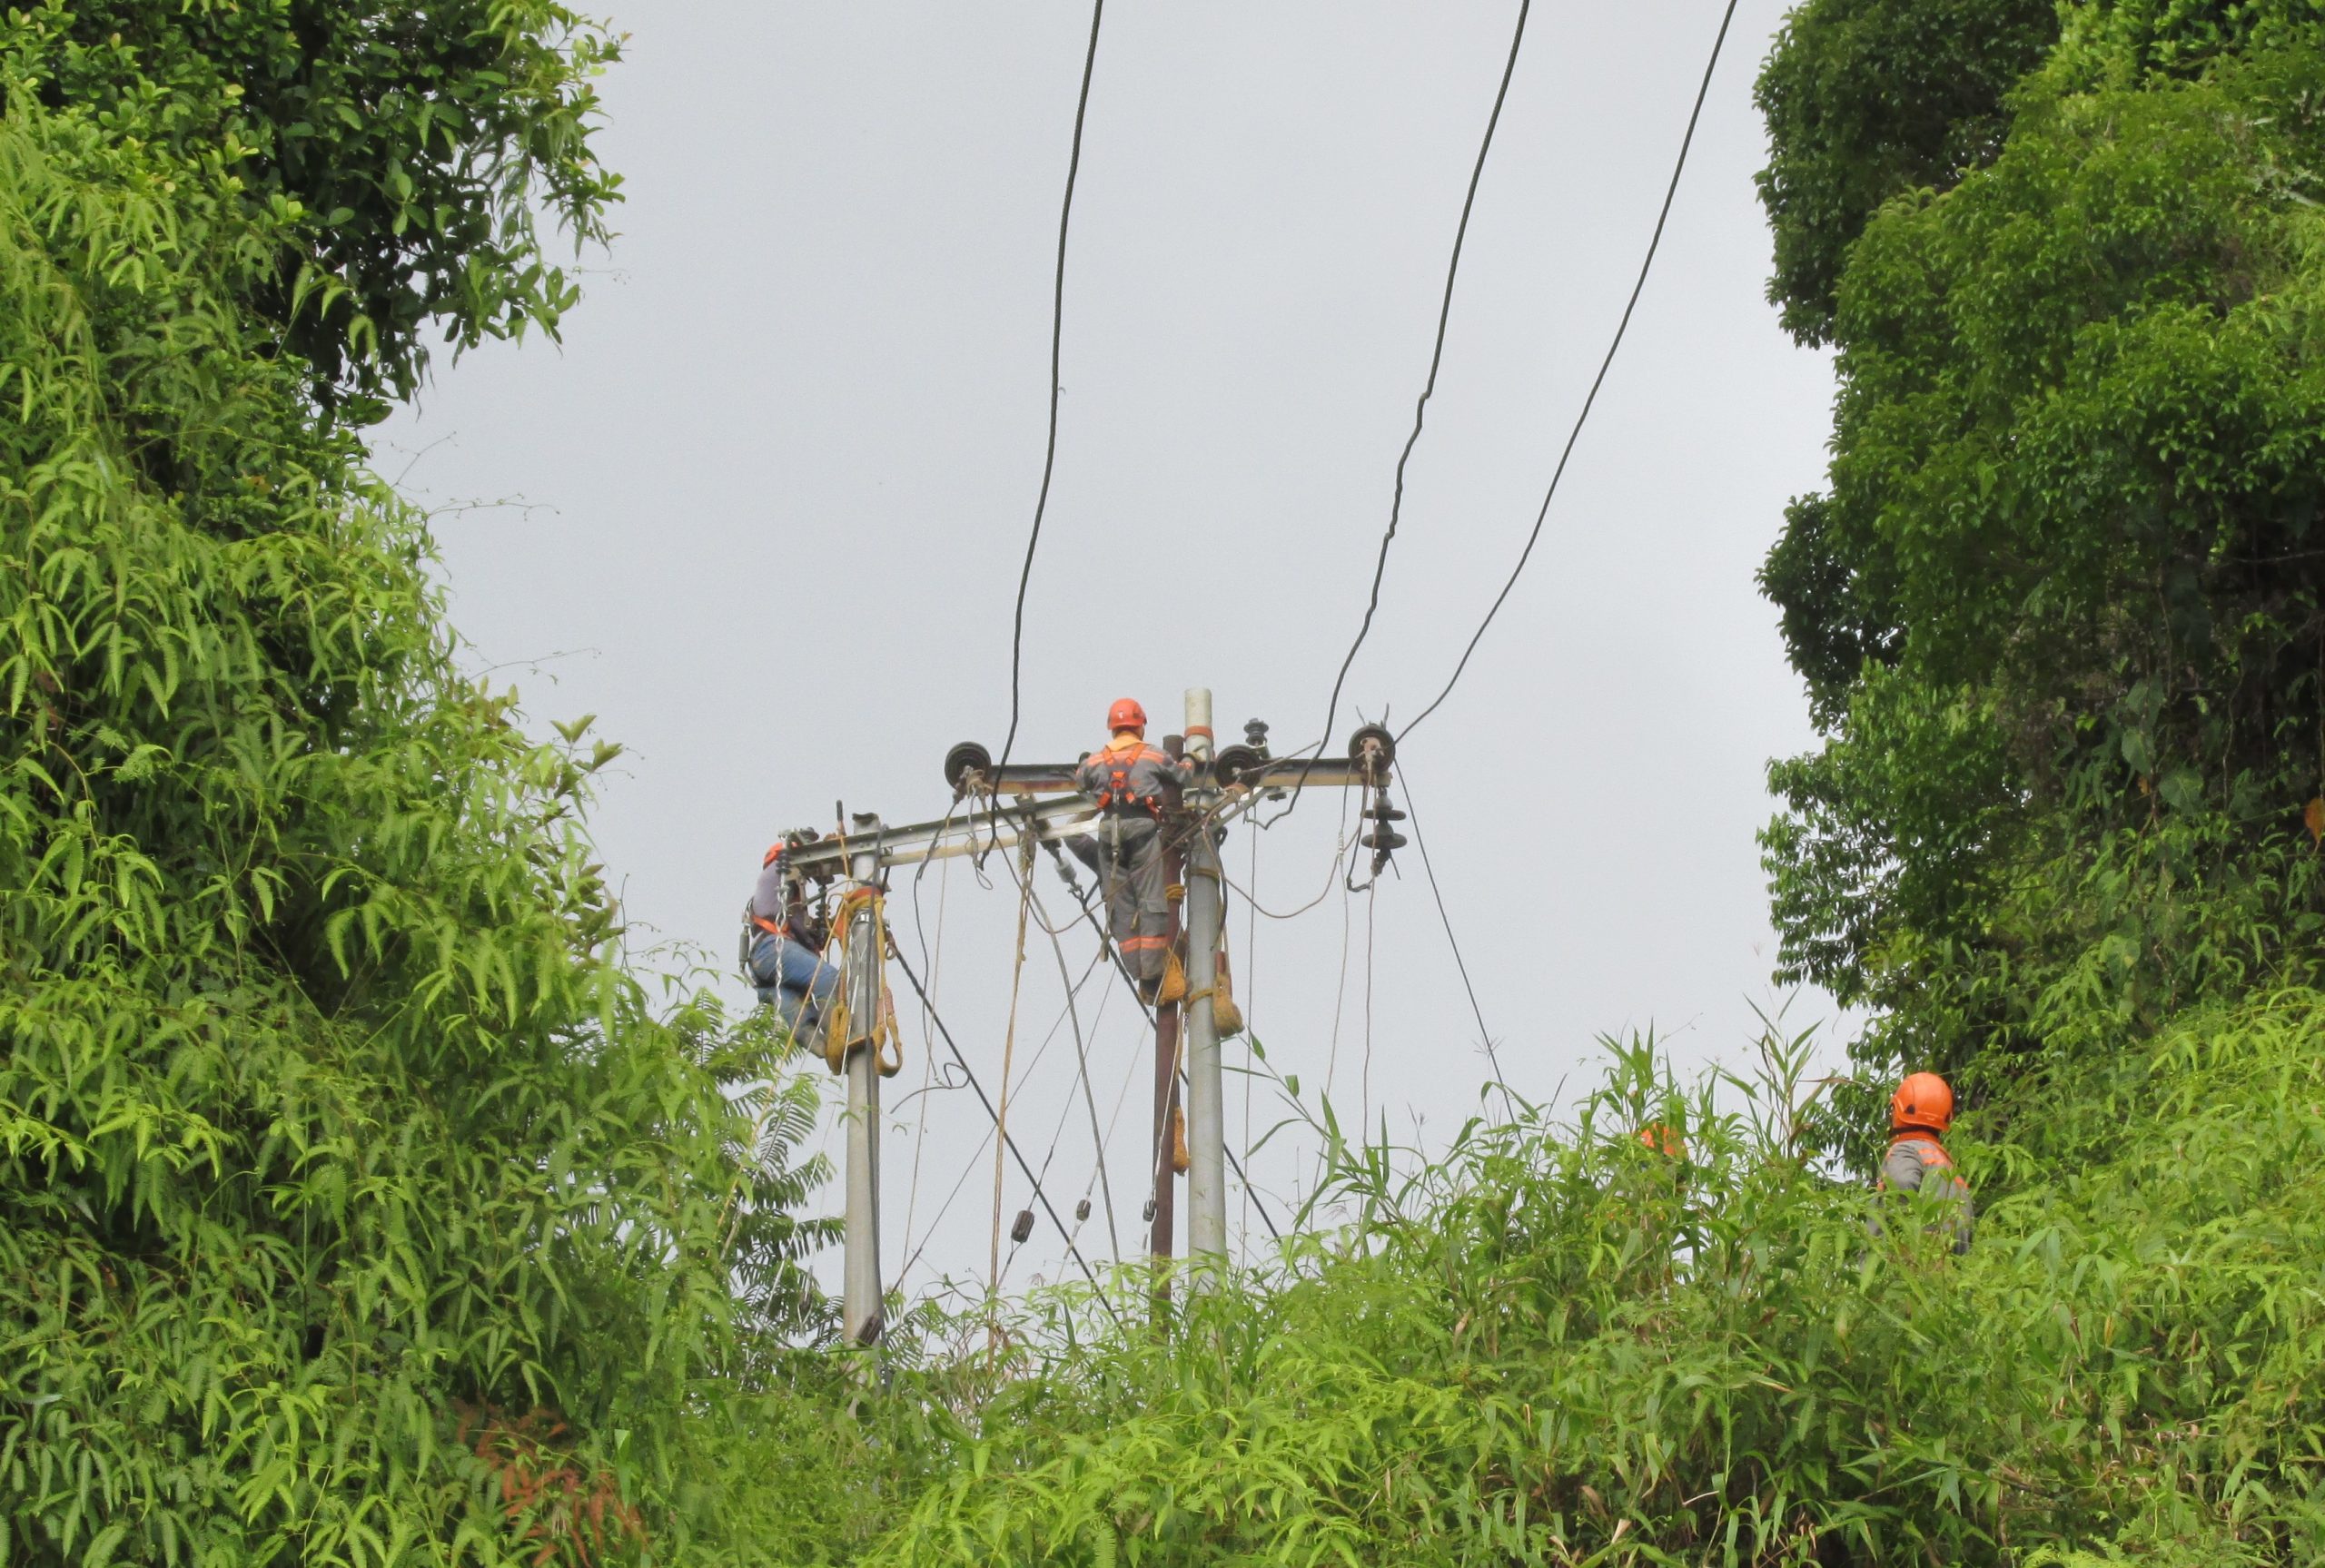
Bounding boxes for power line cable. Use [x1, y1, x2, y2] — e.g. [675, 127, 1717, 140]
[999, 0, 1107, 774]
[1281, 0, 1529, 814]
[1399, 772, 1516, 1118]
[888, 942, 1129, 1335]
[1402, 0, 1742, 740]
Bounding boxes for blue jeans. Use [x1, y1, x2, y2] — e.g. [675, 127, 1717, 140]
[749, 932, 839, 1035]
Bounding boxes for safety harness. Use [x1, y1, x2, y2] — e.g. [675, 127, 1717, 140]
[1088, 742, 1172, 816]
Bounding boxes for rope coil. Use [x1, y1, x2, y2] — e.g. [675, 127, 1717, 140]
[823, 886, 903, 1078]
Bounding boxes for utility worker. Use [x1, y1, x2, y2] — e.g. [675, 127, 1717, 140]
[743, 843, 838, 1047]
[1878, 1071, 1974, 1253]
[1073, 697, 1192, 1001]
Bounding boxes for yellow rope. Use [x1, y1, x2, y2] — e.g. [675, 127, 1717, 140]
[822, 885, 903, 1078]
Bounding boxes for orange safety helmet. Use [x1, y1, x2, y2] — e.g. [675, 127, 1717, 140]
[1107, 696, 1147, 734]
[1637, 1122, 1686, 1159]
[1891, 1071, 1954, 1135]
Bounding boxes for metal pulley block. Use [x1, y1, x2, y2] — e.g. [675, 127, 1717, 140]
[1347, 723, 1397, 774]
[1010, 1208, 1035, 1245]
[943, 740, 994, 796]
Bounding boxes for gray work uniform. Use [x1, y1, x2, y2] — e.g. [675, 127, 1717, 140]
[1878, 1131, 1974, 1254]
[1073, 740, 1191, 987]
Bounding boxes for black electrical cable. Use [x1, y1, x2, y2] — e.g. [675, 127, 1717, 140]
[1281, 0, 1529, 815]
[1402, 0, 1742, 741]
[888, 942, 1130, 1336]
[999, 0, 1106, 774]
[1399, 773, 1516, 1119]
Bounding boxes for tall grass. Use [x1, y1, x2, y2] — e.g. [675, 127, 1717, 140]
[853, 997, 2325, 1565]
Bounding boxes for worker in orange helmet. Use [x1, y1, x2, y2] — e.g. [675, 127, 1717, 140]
[1073, 697, 1192, 1001]
[1877, 1071, 1974, 1253]
[1636, 1122, 1686, 1161]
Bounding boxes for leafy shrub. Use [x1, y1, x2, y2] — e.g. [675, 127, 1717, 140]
[871, 1000, 2325, 1564]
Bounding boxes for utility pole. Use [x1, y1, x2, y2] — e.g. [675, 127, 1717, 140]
[778, 718, 1392, 1346]
[1182, 689, 1228, 1287]
[841, 816, 884, 1347]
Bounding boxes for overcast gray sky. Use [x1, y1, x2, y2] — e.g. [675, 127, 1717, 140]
[381, 0, 1839, 1304]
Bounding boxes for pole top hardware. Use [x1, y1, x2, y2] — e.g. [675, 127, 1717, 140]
[1348, 723, 1397, 770]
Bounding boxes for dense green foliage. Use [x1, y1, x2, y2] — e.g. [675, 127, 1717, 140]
[0, 7, 837, 1562]
[1758, 2, 2325, 1102]
[17, 2, 2325, 1563]
[868, 1011, 2325, 1563]
[1755, 0, 2058, 344]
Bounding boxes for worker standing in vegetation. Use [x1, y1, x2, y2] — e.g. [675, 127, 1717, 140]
[744, 843, 838, 1047]
[1879, 1071, 1974, 1253]
[1074, 698, 1192, 1001]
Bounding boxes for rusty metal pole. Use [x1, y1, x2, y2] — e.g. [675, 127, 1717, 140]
[1148, 771, 1186, 1317]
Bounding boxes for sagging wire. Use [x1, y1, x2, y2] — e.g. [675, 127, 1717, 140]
[888, 942, 1128, 1336]
[997, 841, 1122, 1263]
[986, 836, 1039, 1337]
[998, 0, 1108, 776]
[890, 936, 1112, 1293]
[1281, 0, 1533, 824]
[1400, 771, 1517, 1119]
[1401, 0, 1745, 741]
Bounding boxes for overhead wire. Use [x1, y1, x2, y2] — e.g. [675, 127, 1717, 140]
[1279, 0, 1530, 817]
[888, 942, 1129, 1335]
[891, 935, 1113, 1293]
[1239, 820, 1257, 1260]
[899, 804, 959, 1256]
[1043, 837, 1286, 1244]
[1400, 772, 1517, 1118]
[1402, 0, 1744, 741]
[1011, 854, 1122, 1262]
[986, 840, 1039, 1330]
[998, 0, 1107, 775]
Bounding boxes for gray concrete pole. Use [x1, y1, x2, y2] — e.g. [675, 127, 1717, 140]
[1182, 689, 1228, 1283]
[841, 820, 885, 1346]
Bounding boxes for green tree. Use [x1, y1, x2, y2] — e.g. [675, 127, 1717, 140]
[0, 6, 832, 1561]
[1756, 4, 2325, 1100]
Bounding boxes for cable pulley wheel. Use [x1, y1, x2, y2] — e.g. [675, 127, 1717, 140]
[943, 740, 994, 794]
[1347, 723, 1397, 768]
[1212, 742, 1265, 788]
